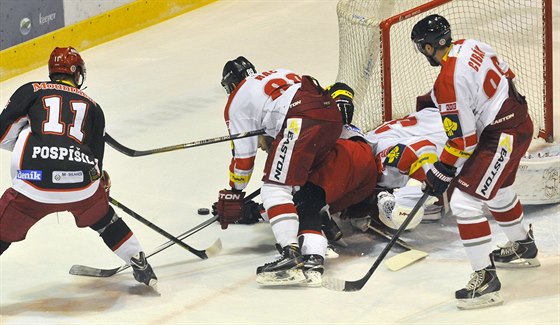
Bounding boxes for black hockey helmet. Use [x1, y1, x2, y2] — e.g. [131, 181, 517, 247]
[221, 56, 256, 94]
[411, 14, 452, 65]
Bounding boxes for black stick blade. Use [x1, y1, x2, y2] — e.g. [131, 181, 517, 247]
[69, 264, 126, 277]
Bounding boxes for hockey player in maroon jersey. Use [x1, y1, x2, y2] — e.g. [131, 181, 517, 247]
[412, 15, 539, 309]
[0, 47, 157, 287]
[255, 123, 379, 286]
[214, 56, 351, 286]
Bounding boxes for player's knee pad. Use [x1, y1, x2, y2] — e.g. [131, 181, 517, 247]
[89, 206, 132, 249]
[99, 218, 132, 250]
[90, 206, 120, 234]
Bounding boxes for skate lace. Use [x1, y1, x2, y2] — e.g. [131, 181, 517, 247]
[263, 247, 297, 266]
[498, 241, 519, 256]
[466, 270, 485, 291]
[263, 255, 285, 267]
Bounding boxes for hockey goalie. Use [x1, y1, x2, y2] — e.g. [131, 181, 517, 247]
[341, 94, 448, 233]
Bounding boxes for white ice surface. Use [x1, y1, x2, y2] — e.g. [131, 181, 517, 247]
[1, 1, 559, 324]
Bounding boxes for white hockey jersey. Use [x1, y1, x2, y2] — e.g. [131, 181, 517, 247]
[224, 69, 302, 190]
[366, 107, 447, 189]
[431, 39, 514, 169]
[366, 107, 447, 224]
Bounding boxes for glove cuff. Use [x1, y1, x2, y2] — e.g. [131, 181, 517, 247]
[436, 161, 457, 175]
[326, 82, 354, 100]
[431, 161, 456, 181]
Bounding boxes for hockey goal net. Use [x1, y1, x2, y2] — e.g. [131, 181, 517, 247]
[336, 0, 553, 141]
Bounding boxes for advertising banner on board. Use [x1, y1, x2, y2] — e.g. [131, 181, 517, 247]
[0, 0, 64, 50]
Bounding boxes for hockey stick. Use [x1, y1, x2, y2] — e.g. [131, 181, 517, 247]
[71, 190, 260, 277]
[367, 224, 428, 271]
[105, 130, 265, 157]
[245, 188, 261, 201]
[322, 192, 430, 292]
[367, 223, 416, 251]
[109, 196, 211, 259]
[69, 215, 220, 277]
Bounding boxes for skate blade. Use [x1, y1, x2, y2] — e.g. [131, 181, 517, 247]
[256, 269, 306, 286]
[302, 270, 322, 287]
[457, 292, 504, 310]
[495, 257, 541, 268]
[148, 278, 158, 288]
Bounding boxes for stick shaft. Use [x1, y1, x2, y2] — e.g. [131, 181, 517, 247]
[331, 193, 430, 291]
[109, 196, 209, 259]
[105, 130, 265, 157]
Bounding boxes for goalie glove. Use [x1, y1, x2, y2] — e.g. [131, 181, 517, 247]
[326, 82, 354, 124]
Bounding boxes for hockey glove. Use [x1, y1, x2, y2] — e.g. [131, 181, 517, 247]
[326, 82, 355, 124]
[423, 161, 456, 196]
[238, 200, 265, 224]
[216, 189, 245, 229]
[212, 200, 264, 225]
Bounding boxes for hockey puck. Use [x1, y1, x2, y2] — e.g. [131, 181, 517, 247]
[197, 208, 210, 215]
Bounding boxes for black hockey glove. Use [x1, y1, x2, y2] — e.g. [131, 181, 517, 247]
[237, 200, 265, 224]
[423, 161, 456, 196]
[326, 82, 355, 124]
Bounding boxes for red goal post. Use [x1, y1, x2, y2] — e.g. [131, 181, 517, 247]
[336, 0, 553, 141]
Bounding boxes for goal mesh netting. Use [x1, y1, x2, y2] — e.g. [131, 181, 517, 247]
[336, 0, 552, 140]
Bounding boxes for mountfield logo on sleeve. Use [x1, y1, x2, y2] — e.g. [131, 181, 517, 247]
[476, 133, 513, 198]
[385, 144, 404, 166]
[443, 115, 460, 137]
[16, 170, 42, 181]
[270, 118, 302, 183]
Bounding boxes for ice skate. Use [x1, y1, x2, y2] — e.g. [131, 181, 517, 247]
[256, 244, 305, 286]
[455, 260, 503, 310]
[302, 254, 324, 287]
[130, 251, 158, 287]
[491, 224, 540, 268]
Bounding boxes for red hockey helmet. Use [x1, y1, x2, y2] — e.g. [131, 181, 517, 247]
[48, 46, 86, 88]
